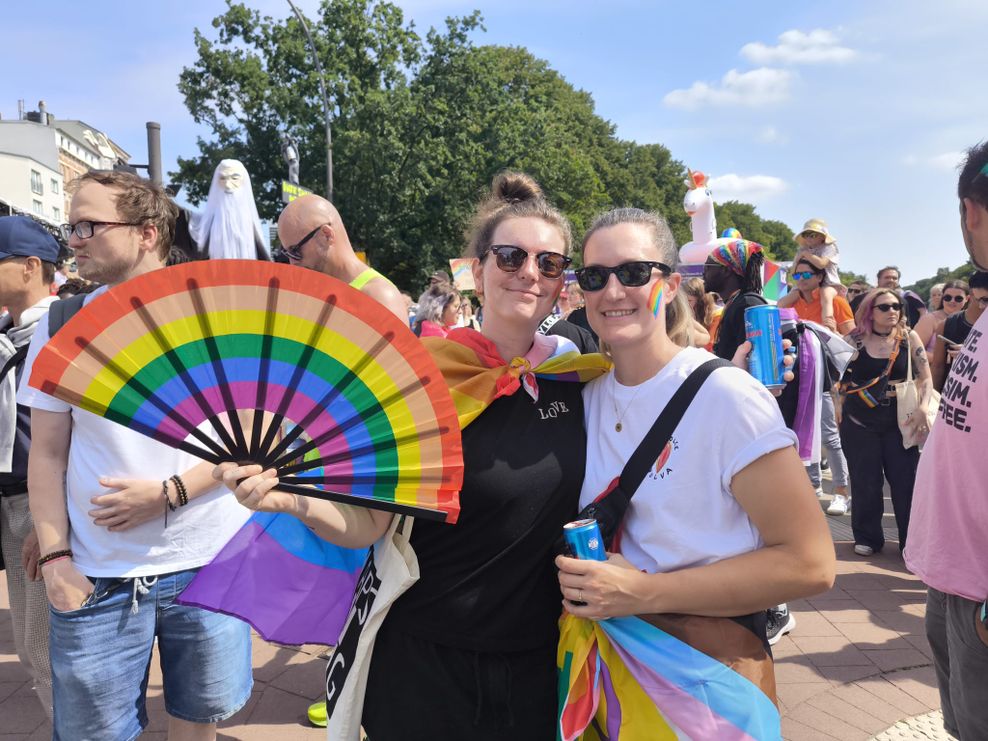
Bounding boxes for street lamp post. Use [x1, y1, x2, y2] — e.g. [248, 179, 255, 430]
[286, 0, 334, 202]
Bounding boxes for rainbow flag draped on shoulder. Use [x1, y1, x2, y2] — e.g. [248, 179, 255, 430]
[558, 613, 782, 741]
[181, 329, 607, 646]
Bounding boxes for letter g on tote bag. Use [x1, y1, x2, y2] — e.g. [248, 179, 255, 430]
[325, 516, 418, 741]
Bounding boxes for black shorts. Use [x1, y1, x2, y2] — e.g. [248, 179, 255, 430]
[362, 619, 557, 741]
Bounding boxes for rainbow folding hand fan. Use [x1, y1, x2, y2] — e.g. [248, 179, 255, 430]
[29, 260, 463, 523]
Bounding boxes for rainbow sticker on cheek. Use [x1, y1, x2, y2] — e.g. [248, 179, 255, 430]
[648, 279, 665, 318]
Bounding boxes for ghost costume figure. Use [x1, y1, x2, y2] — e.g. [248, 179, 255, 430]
[190, 160, 270, 260]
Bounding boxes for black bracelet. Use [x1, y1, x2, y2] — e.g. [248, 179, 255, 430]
[170, 474, 189, 507]
[38, 549, 73, 567]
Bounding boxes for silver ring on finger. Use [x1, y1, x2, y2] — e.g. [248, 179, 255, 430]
[578, 589, 584, 602]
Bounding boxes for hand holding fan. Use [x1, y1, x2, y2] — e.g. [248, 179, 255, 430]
[29, 260, 463, 523]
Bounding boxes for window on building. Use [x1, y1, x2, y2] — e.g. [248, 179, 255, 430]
[51, 178, 59, 194]
[33, 200, 43, 216]
[52, 206, 61, 222]
[31, 170, 43, 195]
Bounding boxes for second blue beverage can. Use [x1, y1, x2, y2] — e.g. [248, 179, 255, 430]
[744, 304, 785, 389]
[563, 519, 607, 561]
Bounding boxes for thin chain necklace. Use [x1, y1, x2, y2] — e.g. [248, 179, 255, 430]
[611, 377, 644, 432]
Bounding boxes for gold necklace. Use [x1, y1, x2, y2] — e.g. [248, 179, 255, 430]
[611, 378, 644, 432]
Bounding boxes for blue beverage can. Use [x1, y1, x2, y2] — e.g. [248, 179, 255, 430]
[563, 519, 607, 561]
[744, 304, 785, 389]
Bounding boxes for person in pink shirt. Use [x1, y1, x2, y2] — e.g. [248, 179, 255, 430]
[904, 141, 988, 740]
[414, 283, 461, 338]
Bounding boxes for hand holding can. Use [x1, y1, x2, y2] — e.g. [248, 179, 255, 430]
[744, 305, 786, 390]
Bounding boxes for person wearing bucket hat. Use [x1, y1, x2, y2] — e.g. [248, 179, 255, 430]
[0, 215, 60, 719]
[778, 218, 841, 331]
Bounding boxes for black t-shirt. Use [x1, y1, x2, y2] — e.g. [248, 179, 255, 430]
[0, 349, 31, 490]
[565, 307, 598, 345]
[547, 317, 598, 354]
[385, 379, 586, 652]
[943, 311, 973, 347]
[713, 291, 766, 361]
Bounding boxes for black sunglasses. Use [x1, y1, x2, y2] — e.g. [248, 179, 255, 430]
[941, 294, 967, 303]
[846, 287, 863, 295]
[282, 224, 327, 261]
[874, 302, 902, 313]
[487, 245, 571, 279]
[575, 261, 672, 292]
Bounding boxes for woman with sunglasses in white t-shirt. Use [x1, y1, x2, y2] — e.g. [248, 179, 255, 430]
[555, 208, 835, 733]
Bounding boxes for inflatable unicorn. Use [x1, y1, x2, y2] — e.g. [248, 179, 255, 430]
[679, 169, 719, 267]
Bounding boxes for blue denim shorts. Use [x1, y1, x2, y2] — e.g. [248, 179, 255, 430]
[49, 567, 252, 741]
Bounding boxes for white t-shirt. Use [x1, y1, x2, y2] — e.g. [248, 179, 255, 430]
[580, 347, 797, 574]
[804, 242, 841, 286]
[17, 288, 250, 578]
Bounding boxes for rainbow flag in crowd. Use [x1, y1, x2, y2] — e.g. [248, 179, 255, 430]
[558, 614, 781, 741]
[762, 261, 788, 303]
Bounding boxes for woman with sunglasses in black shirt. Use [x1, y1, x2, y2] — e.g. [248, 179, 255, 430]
[836, 288, 933, 556]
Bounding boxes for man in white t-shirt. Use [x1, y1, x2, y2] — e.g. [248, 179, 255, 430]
[18, 171, 252, 740]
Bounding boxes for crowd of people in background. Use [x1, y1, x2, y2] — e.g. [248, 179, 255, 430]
[0, 140, 986, 740]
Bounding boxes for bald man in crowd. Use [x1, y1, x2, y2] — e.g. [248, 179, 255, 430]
[278, 195, 406, 319]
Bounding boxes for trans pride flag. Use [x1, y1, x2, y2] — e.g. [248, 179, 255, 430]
[558, 614, 781, 740]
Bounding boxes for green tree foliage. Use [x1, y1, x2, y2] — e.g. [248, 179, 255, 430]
[174, 0, 791, 289]
[906, 262, 977, 300]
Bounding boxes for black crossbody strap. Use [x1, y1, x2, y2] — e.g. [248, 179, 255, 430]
[0, 346, 28, 384]
[618, 358, 732, 498]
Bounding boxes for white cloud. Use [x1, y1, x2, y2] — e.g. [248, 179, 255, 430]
[741, 29, 857, 66]
[707, 174, 789, 204]
[663, 68, 793, 110]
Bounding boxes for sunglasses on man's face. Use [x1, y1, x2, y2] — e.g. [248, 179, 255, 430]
[792, 271, 816, 281]
[282, 224, 327, 261]
[847, 288, 863, 295]
[487, 244, 571, 279]
[575, 261, 672, 292]
[874, 302, 902, 313]
[942, 294, 967, 303]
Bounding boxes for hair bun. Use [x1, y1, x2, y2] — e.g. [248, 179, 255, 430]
[492, 171, 543, 205]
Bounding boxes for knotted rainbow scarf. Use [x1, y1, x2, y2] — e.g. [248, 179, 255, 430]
[710, 239, 764, 277]
[423, 328, 611, 428]
[181, 329, 607, 645]
[558, 613, 781, 740]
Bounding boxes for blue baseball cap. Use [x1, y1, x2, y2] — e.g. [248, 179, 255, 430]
[0, 215, 61, 264]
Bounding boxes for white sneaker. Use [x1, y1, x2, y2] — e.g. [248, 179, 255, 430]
[814, 487, 825, 499]
[854, 544, 875, 556]
[827, 494, 850, 516]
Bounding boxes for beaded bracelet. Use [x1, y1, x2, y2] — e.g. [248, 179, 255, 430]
[38, 549, 73, 568]
[170, 474, 189, 507]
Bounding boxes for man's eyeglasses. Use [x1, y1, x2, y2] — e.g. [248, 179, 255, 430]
[60, 221, 141, 241]
[942, 294, 967, 303]
[487, 245, 571, 279]
[575, 261, 672, 292]
[975, 295, 988, 308]
[282, 224, 327, 262]
[846, 287, 864, 295]
[874, 302, 902, 313]
[791, 271, 816, 281]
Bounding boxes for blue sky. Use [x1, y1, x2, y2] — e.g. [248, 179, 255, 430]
[3, 0, 985, 283]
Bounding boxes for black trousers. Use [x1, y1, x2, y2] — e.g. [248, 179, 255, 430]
[839, 406, 919, 552]
[362, 619, 557, 741]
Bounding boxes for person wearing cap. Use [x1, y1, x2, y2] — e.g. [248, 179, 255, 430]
[0, 215, 60, 719]
[778, 218, 841, 331]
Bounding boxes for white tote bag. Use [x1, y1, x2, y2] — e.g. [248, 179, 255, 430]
[894, 339, 940, 449]
[326, 515, 419, 741]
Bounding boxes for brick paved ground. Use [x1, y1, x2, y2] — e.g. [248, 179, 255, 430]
[0, 488, 949, 740]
